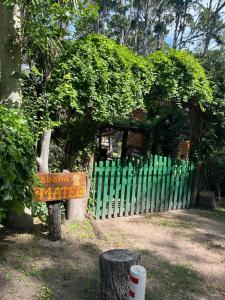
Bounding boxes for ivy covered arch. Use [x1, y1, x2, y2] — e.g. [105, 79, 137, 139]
[47, 35, 212, 165]
[147, 50, 212, 108]
[46, 34, 155, 169]
[147, 50, 213, 159]
[48, 34, 154, 123]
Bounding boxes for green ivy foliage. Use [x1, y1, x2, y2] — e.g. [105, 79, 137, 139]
[150, 107, 189, 157]
[198, 51, 225, 155]
[48, 34, 154, 122]
[21, 71, 59, 138]
[147, 50, 212, 109]
[0, 106, 36, 221]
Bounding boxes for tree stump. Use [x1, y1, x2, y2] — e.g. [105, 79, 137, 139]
[7, 207, 33, 231]
[47, 201, 62, 241]
[198, 191, 216, 209]
[99, 249, 140, 300]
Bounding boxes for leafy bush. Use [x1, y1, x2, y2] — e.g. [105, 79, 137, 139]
[147, 50, 212, 109]
[48, 34, 154, 122]
[0, 106, 36, 221]
[202, 151, 225, 197]
[150, 107, 189, 157]
[21, 71, 59, 139]
[32, 202, 49, 223]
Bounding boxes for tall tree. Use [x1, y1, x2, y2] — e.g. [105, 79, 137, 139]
[0, 1, 22, 106]
[180, 0, 225, 53]
[171, 0, 195, 49]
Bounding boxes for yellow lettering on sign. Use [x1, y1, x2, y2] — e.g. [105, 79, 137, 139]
[34, 172, 86, 201]
[53, 187, 62, 200]
[61, 187, 71, 199]
[43, 188, 52, 199]
[40, 177, 46, 184]
[77, 187, 84, 198]
[68, 187, 75, 198]
[34, 188, 44, 200]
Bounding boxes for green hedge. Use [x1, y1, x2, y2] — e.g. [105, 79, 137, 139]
[0, 106, 36, 221]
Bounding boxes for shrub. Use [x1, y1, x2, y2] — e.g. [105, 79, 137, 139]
[0, 106, 36, 221]
[48, 34, 154, 122]
[147, 50, 212, 109]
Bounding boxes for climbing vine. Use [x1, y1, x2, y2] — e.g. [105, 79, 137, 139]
[147, 50, 212, 109]
[48, 34, 154, 122]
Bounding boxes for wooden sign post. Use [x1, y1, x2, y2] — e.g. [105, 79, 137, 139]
[34, 172, 86, 202]
[34, 172, 86, 241]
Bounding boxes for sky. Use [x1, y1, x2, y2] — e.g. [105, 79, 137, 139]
[165, 0, 225, 51]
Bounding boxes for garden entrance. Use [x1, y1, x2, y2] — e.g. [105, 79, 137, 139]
[93, 155, 197, 219]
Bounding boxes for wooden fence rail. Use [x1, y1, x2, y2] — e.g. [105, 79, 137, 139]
[93, 155, 196, 219]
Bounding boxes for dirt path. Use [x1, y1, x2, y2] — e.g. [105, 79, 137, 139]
[0, 208, 225, 300]
[97, 209, 225, 299]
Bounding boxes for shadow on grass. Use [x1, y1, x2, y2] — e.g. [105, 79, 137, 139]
[140, 249, 208, 300]
[0, 225, 100, 300]
[0, 222, 213, 300]
[194, 208, 225, 224]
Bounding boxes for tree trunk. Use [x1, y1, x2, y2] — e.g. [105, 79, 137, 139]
[88, 155, 95, 178]
[121, 130, 128, 160]
[119, 0, 126, 45]
[173, 14, 180, 49]
[99, 249, 140, 300]
[37, 130, 52, 173]
[189, 103, 201, 159]
[37, 129, 62, 241]
[66, 172, 89, 222]
[0, 2, 22, 106]
[142, 2, 151, 55]
[0, 2, 28, 229]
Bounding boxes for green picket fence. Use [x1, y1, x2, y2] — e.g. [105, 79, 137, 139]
[93, 155, 197, 219]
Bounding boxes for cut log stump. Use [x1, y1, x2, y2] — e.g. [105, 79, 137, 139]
[198, 191, 216, 209]
[99, 249, 140, 300]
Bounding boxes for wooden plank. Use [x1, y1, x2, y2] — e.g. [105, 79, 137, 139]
[180, 160, 188, 208]
[169, 159, 176, 210]
[130, 159, 137, 215]
[155, 156, 162, 212]
[96, 161, 103, 219]
[119, 160, 127, 217]
[34, 172, 86, 202]
[173, 161, 181, 210]
[108, 160, 116, 218]
[165, 157, 172, 211]
[113, 160, 121, 217]
[161, 156, 167, 211]
[151, 155, 158, 212]
[92, 162, 97, 218]
[125, 160, 133, 216]
[141, 158, 148, 213]
[102, 160, 110, 219]
[146, 156, 153, 213]
[177, 160, 186, 209]
[136, 158, 143, 214]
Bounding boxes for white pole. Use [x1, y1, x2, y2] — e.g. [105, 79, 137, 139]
[128, 265, 146, 300]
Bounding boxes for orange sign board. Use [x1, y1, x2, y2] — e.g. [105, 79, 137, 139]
[34, 172, 86, 202]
